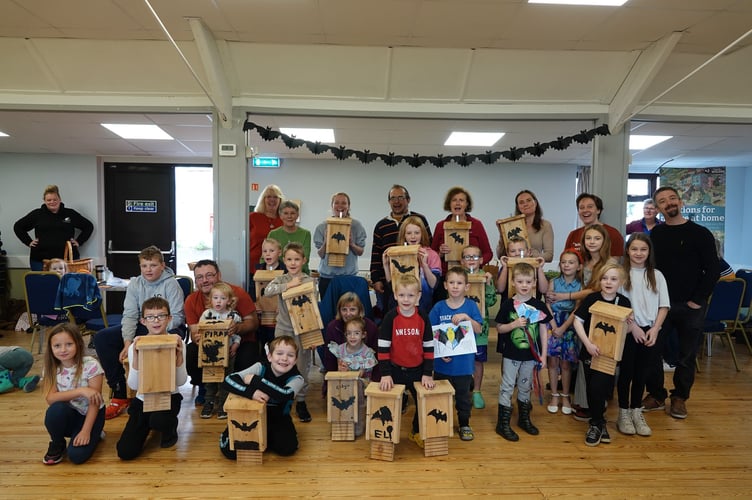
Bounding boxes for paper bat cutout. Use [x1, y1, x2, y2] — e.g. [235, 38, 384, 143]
[330, 231, 346, 243]
[331, 146, 355, 160]
[506, 226, 523, 239]
[371, 406, 393, 425]
[478, 151, 501, 165]
[231, 419, 259, 432]
[448, 232, 464, 244]
[280, 134, 305, 149]
[513, 300, 546, 324]
[525, 142, 549, 157]
[306, 141, 329, 155]
[428, 408, 448, 423]
[291, 295, 311, 307]
[595, 321, 616, 335]
[456, 152, 477, 167]
[391, 259, 415, 274]
[438, 324, 467, 348]
[331, 396, 356, 411]
[501, 147, 525, 162]
[379, 152, 405, 167]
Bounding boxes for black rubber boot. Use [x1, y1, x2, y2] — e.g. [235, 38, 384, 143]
[495, 404, 519, 442]
[517, 399, 539, 435]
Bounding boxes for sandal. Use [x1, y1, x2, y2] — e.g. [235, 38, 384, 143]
[561, 394, 572, 415]
[547, 393, 560, 414]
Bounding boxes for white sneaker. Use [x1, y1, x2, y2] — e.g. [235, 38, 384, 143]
[631, 408, 652, 436]
[617, 408, 636, 435]
[663, 361, 676, 372]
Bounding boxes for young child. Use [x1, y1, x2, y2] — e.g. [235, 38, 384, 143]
[48, 258, 67, 276]
[460, 245, 498, 410]
[323, 292, 380, 379]
[42, 323, 105, 465]
[495, 236, 548, 298]
[328, 317, 377, 437]
[264, 241, 316, 423]
[573, 263, 640, 447]
[252, 238, 287, 347]
[116, 297, 187, 460]
[382, 216, 441, 314]
[94, 245, 186, 419]
[429, 267, 483, 441]
[618, 233, 669, 437]
[580, 224, 613, 290]
[378, 274, 435, 448]
[199, 282, 243, 420]
[221, 335, 304, 457]
[495, 263, 551, 442]
[0, 346, 40, 393]
[545, 248, 583, 415]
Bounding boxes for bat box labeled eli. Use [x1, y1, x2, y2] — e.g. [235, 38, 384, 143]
[198, 318, 233, 382]
[386, 244, 420, 283]
[443, 220, 471, 264]
[365, 382, 405, 461]
[254, 269, 284, 326]
[496, 214, 529, 251]
[282, 280, 324, 349]
[415, 380, 455, 457]
[224, 393, 267, 464]
[325, 216, 352, 267]
[588, 301, 632, 375]
[136, 335, 177, 412]
[325, 371, 360, 441]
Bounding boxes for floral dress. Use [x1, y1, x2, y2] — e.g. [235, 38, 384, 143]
[547, 275, 581, 363]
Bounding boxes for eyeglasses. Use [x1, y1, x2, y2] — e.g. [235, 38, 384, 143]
[345, 330, 363, 337]
[389, 196, 407, 202]
[143, 313, 169, 322]
[195, 271, 217, 281]
[462, 255, 481, 261]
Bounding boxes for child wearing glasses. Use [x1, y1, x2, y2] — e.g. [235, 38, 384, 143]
[116, 297, 187, 460]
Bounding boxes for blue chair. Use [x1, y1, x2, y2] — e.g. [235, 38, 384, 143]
[735, 269, 752, 355]
[56, 272, 121, 337]
[703, 278, 746, 371]
[176, 275, 194, 299]
[23, 272, 66, 353]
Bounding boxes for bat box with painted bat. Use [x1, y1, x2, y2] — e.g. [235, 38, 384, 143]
[443, 220, 471, 265]
[198, 318, 233, 382]
[325, 371, 360, 441]
[505, 257, 540, 296]
[588, 301, 632, 375]
[466, 273, 487, 317]
[414, 380, 455, 457]
[325, 216, 352, 267]
[136, 335, 177, 412]
[386, 244, 420, 283]
[282, 280, 324, 349]
[496, 214, 529, 251]
[254, 269, 284, 326]
[224, 393, 267, 465]
[365, 382, 405, 461]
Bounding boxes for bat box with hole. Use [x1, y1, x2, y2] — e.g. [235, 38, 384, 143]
[325, 216, 352, 267]
[136, 335, 177, 412]
[198, 318, 233, 382]
[588, 301, 632, 375]
[254, 270, 284, 326]
[282, 280, 324, 349]
[496, 215, 529, 251]
[386, 244, 420, 283]
[325, 371, 360, 441]
[466, 273, 487, 317]
[365, 382, 405, 461]
[224, 393, 267, 464]
[415, 380, 455, 457]
[505, 257, 540, 296]
[443, 220, 471, 265]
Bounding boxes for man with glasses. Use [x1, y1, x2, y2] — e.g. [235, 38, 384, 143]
[184, 259, 259, 405]
[370, 185, 431, 316]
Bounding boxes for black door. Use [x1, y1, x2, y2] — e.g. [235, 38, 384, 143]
[104, 163, 176, 281]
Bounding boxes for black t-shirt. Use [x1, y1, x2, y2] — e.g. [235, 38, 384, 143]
[495, 296, 552, 361]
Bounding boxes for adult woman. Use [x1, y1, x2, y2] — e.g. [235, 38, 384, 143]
[431, 186, 493, 273]
[625, 198, 662, 235]
[313, 192, 367, 297]
[249, 184, 283, 274]
[267, 200, 311, 274]
[496, 189, 554, 262]
[14, 185, 93, 270]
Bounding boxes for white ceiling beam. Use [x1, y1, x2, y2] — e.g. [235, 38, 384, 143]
[608, 31, 683, 134]
[187, 17, 233, 128]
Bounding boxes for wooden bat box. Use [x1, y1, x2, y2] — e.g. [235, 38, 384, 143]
[198, 318, 233, 382]
[497, 215, 529, 251]
[505, 257, 540, 296]
[254, 269, 284, 326]
[466, 273, 487, 316]
[588, 301, 632, 375]
[136, 335, 177, 412]
[282, 280, 324, 349]
[365, 382, 405, 461]
[325, 371, 360, 441]
[326, 216, 352, 267]
[443, 220, 471, 264]
[386, 244, 420, 283]
[415, 380, 455, 457]
[224, 393, 267, 464]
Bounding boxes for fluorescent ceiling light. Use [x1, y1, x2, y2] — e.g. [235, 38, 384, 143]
[629, 135, 672, 151]
[0, 131, 8, 137]
[280, 127, 335, 143]
[444, 132, 505, 147]
[529, 0, 628, 6]
[101, 123, 173, 140]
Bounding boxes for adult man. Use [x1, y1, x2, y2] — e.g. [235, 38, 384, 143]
[369, 185, 431, 308]
[642, 186, 719, 419]
[564, 193, 624, 257]
[185, 259, 259, 404]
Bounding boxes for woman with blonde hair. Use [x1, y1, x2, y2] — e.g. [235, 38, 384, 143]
[249, 184, 284, 278]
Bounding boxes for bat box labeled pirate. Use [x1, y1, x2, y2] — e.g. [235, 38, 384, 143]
[135, 335, 177, 412]
[254, 270, 284, 326]
[496, 215, 529, 251]
[505, 257, 539, 296]
[386, 244, 420, 283]
[325, 371, 360, 441]
[365, 382, 405, 462]
[466, 273, 487, 316]
[443, 220, 471, 264]
[415, 380, 455, 457]
[588, 301, 632, 375]
[198, 318, 233, 382]
[282, 280, 324, 349]
[224, 393, 267, 465]
[325, 216, 352, 267]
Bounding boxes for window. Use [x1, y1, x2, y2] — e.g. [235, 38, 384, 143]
[626, 173, 658, 223]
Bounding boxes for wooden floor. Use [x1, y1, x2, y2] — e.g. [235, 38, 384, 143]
[2, 327, 752, 499]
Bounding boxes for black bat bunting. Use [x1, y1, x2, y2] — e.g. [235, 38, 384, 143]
[428, 154, 451, 168]
[391, 259, 415, 274]
[595, 321, 616, 335]
[502, 147, 525, 161]
[354, 149, 379, 164]
[478, 150, 501, 165]
[379, 152, 405, 167]
[428, 408, 448, 423]
[331, 145, 355, 160]
[306, 141, 329, 155]
[331, 396, 356, 411]
[549, 136, 572, 150]
[455, 153, 477, 167]
[281, 134, 305, 149]
[231, 419, 259, 432]
[371, 406, 393, 425]
[291, 295, 311, 307]
[448, 232, 464, 244]
[330, 231, 346, 243]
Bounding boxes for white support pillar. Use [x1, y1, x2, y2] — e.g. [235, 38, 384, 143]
[591, 121, 630, 233]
